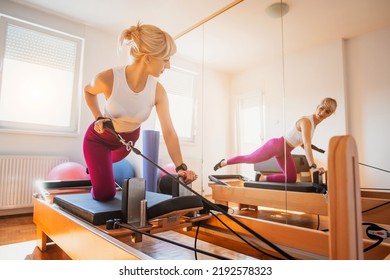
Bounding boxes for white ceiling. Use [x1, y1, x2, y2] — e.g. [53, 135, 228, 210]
[10, 0, 236, 37]
[176, 0, 390, 74]
[9, 0, 390, 74]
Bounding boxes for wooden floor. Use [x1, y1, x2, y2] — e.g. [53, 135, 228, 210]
[0, 214, 36, 246]
[0, 213, 70, 260]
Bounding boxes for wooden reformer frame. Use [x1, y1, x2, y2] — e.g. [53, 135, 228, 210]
[32, 135, 390, 259]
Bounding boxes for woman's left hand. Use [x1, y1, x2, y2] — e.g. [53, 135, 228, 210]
[177, 169, 198, 184]
[313, 167, 326, 175]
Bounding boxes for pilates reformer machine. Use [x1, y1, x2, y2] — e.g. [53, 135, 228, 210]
[209, 154, 329, 216]
[33, 134, 390, 260]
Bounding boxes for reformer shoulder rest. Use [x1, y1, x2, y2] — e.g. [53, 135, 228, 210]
[42, 179, 92, 189]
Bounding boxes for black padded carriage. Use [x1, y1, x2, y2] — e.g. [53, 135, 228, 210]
[210, 168, 327, 194]
[244, 170, 327, 193]
[46, 180, 203, 225]
[247, 154, 327, 192]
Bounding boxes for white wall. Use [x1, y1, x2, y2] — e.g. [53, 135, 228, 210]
[201, 68, 232, 194]
[346, 27, 390, 189]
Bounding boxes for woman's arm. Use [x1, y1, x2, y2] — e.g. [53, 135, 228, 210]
[298, 118, 325, 174]
[297, 118, 315, 167]
[155, 83, 197, 183]
[84, 70, 113, 133]
[155, 83, 182, 166]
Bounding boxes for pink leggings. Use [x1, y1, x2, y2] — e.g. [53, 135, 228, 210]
[227, 137, 297, 183]
[83, 123, 140, 201]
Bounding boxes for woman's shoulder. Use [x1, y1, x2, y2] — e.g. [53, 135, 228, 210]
[299, 115, 314, 122]
[96, 68, 115, 82]
[98, 65, 127, 77]
[87, 69, 114, 93]
[296, 116, 312, 128]
[297, 115, 309, 122]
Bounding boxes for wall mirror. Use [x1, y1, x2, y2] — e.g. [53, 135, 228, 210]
[171, 0, 390, 224]
[282, 0, 390, 197]
[171, 0, 284, 197]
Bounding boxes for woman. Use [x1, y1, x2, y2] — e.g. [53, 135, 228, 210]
[83, 22, 197, 201]
[213, 97, 337, 183]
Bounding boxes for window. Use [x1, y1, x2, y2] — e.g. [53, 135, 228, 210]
[155, 66, 197, 141]
[0, 15, 84, 135]
[236, 92, 265, 177]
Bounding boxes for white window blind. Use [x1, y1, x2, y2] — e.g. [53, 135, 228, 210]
[0, 15, 83, 135]
[5, 24, 77, 71]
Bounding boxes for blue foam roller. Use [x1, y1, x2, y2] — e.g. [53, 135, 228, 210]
[142, 130, 160, 192]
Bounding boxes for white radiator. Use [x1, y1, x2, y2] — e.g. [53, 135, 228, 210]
[0, 155, 68, 212]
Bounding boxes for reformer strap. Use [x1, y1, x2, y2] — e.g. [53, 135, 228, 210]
[102, 120, 135, 152]
[101, 119, 295, 260]
[311, 144, 325, 153]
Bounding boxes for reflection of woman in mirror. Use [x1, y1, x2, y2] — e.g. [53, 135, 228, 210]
[83, 22, 197, 201]
[214, 97, 337, 182]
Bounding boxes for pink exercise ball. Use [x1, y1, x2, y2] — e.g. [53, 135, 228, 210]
[47, 162, 90, 180]
[159, 162, 176, 177]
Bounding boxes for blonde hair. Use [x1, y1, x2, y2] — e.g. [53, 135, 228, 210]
[320, 97, 337, 114]
[119, 22, 176, 61]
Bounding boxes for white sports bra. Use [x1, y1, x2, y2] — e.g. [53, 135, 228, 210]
[103, 66, 157, 132]
[285, 115, 315, 148]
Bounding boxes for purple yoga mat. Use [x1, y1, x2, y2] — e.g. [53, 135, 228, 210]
[142, 130, 160, 192]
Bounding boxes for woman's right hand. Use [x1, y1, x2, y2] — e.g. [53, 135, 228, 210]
[94, 118, 110, 134]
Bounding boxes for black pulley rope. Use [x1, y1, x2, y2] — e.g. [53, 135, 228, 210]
[309, 145, 390, 174]
[359, 162, 390, 173]
[102, 120, 295, 260]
